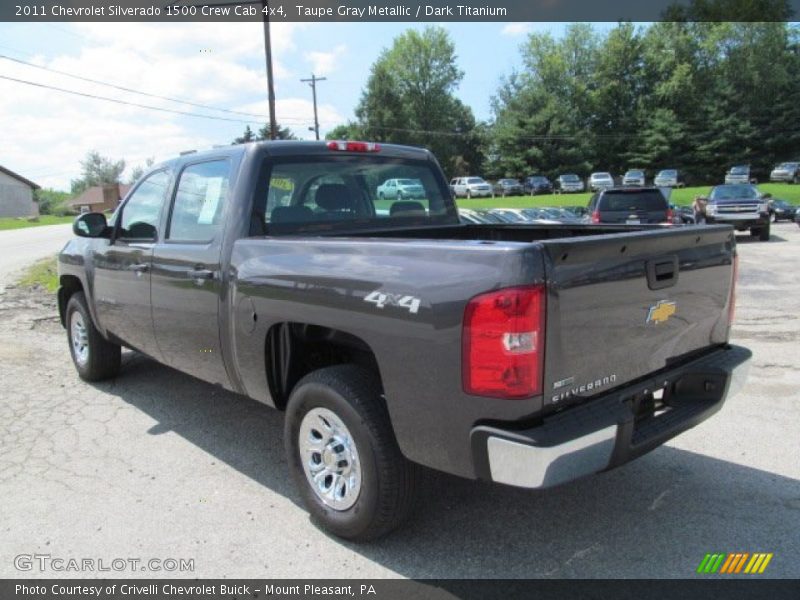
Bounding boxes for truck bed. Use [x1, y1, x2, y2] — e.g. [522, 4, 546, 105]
[337, 222, 736, 413]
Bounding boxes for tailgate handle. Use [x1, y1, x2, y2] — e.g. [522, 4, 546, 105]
[646, 256, 679, 290]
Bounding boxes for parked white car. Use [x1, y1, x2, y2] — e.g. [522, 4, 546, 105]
[555, 173, 585, 193]
[376, 178, 426, 200]
[589, 172, 615, 191]
[654, 169, 683, 188]
[450, 176, 493, 198]
[622, 169, 645, 186]
[725, 165, 753, 185]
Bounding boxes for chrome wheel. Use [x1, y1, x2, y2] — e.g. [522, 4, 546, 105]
[70, 311, 89, 367]
[299, 407, 361, 511]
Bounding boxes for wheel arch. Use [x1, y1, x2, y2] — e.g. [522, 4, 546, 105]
[57, 275, 85, 328]
[265, 322, 382, 411]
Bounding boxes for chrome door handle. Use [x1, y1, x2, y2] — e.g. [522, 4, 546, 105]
[129, 263, 149, 273]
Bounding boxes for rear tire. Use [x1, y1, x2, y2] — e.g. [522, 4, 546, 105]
[759, 223, 771, 241]
[66, 292, 121, 381]
[285, 365, 419, 541]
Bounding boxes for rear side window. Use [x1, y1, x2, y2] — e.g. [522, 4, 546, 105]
[168, 160, 230, 242]
[255, 156, 455, 233]
[600, 191, 668, 212]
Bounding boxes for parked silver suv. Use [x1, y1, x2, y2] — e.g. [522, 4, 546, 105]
[450, 176, 493, 199]
[769, 162, 799, 184]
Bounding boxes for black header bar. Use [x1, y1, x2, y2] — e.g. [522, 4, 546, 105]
[3, 0, 798, 22]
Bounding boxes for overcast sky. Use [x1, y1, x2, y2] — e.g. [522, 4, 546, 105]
[0, 21, 579, 191]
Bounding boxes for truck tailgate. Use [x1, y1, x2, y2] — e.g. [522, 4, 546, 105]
[540, 226, 735, 410]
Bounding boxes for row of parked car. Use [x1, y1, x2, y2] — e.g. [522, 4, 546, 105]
[450, 161, 800, 199]
[450, 169, 688, 198]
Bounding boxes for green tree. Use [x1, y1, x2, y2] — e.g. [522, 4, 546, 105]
[256, 122, 298, 141]
[34, 188, 71, 215]
[325, 122, 363, 141]
[70, 151, 125, 195]
[489, 24, 600, 179]
[339, 26, 484, 175]
[128, 157, 155, 184]
[232, 125, 255, 145]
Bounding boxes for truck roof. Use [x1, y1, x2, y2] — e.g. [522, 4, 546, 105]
[158, 140, 433, 171]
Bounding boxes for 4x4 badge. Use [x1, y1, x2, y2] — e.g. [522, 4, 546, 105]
[647, 300, 677, 324]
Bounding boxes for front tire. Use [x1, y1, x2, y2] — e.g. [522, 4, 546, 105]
[285, 365, 419, 541]
[66, 292, 121, 381]
[759, 222, 771, 241]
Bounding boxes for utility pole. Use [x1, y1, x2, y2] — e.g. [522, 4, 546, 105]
[301, 74, 327, 140]
[260, 0, 277, 140]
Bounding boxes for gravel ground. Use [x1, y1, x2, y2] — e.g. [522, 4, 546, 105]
[0, 222, 798, 579]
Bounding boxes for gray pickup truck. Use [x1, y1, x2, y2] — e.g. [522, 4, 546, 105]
[58, 141, 751, 540]
[705, 184, 772, 241]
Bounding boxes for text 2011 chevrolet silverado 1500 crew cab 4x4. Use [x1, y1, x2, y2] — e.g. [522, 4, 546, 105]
[58, 141, 751, 540]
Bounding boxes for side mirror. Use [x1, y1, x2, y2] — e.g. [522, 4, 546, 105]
[73, 212, 109, 238]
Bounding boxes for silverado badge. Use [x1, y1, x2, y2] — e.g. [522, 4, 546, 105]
[647, 300, 677, 325]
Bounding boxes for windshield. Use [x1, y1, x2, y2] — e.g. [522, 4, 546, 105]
[626, 170, 643, 177]
[729, 166, 748, 175]
[778, 163, 798, 169]
[467, 177, 485, 184]
[254, 156, 455, 233]
[592, 173, 612, 180]
[658, 170, 677, 177]
[499, 179, 519, 185]
[599, 190, 668, 212]
[561, 174, 580, 181]
[709, 185, 759, 200]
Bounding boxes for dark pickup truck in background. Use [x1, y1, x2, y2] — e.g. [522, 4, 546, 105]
[705, 184, 772, 241]
[58, 141, 751, 540]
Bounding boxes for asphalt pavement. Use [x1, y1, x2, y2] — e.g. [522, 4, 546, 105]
[0, 222, 797, 579]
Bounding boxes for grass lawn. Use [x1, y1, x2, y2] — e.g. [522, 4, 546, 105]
[17, 255, 59, 293]
[455, 183, 800, 211]
[0, 215, 74, 231]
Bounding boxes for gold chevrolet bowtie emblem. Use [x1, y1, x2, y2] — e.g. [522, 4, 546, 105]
[647, 300, 677, 324]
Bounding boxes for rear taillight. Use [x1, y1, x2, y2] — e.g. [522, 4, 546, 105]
[326, 140, 381, 152]
[591, 210, 601, 224]
[729, 253, 739, 326]
[666, 208, 674, 223]
[462, 285, 546, 399]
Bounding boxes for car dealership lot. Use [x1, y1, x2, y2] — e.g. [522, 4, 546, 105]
[0, 223, 798, 579]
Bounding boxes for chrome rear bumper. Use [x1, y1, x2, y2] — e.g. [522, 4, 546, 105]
[472, 345, 752, 490]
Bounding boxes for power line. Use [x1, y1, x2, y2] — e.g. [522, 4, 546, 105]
[0, 54, 273, 119]
[0, 74, 266, 125]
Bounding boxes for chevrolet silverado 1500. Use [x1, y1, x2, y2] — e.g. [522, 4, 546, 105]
[58, 141, 751, 540]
